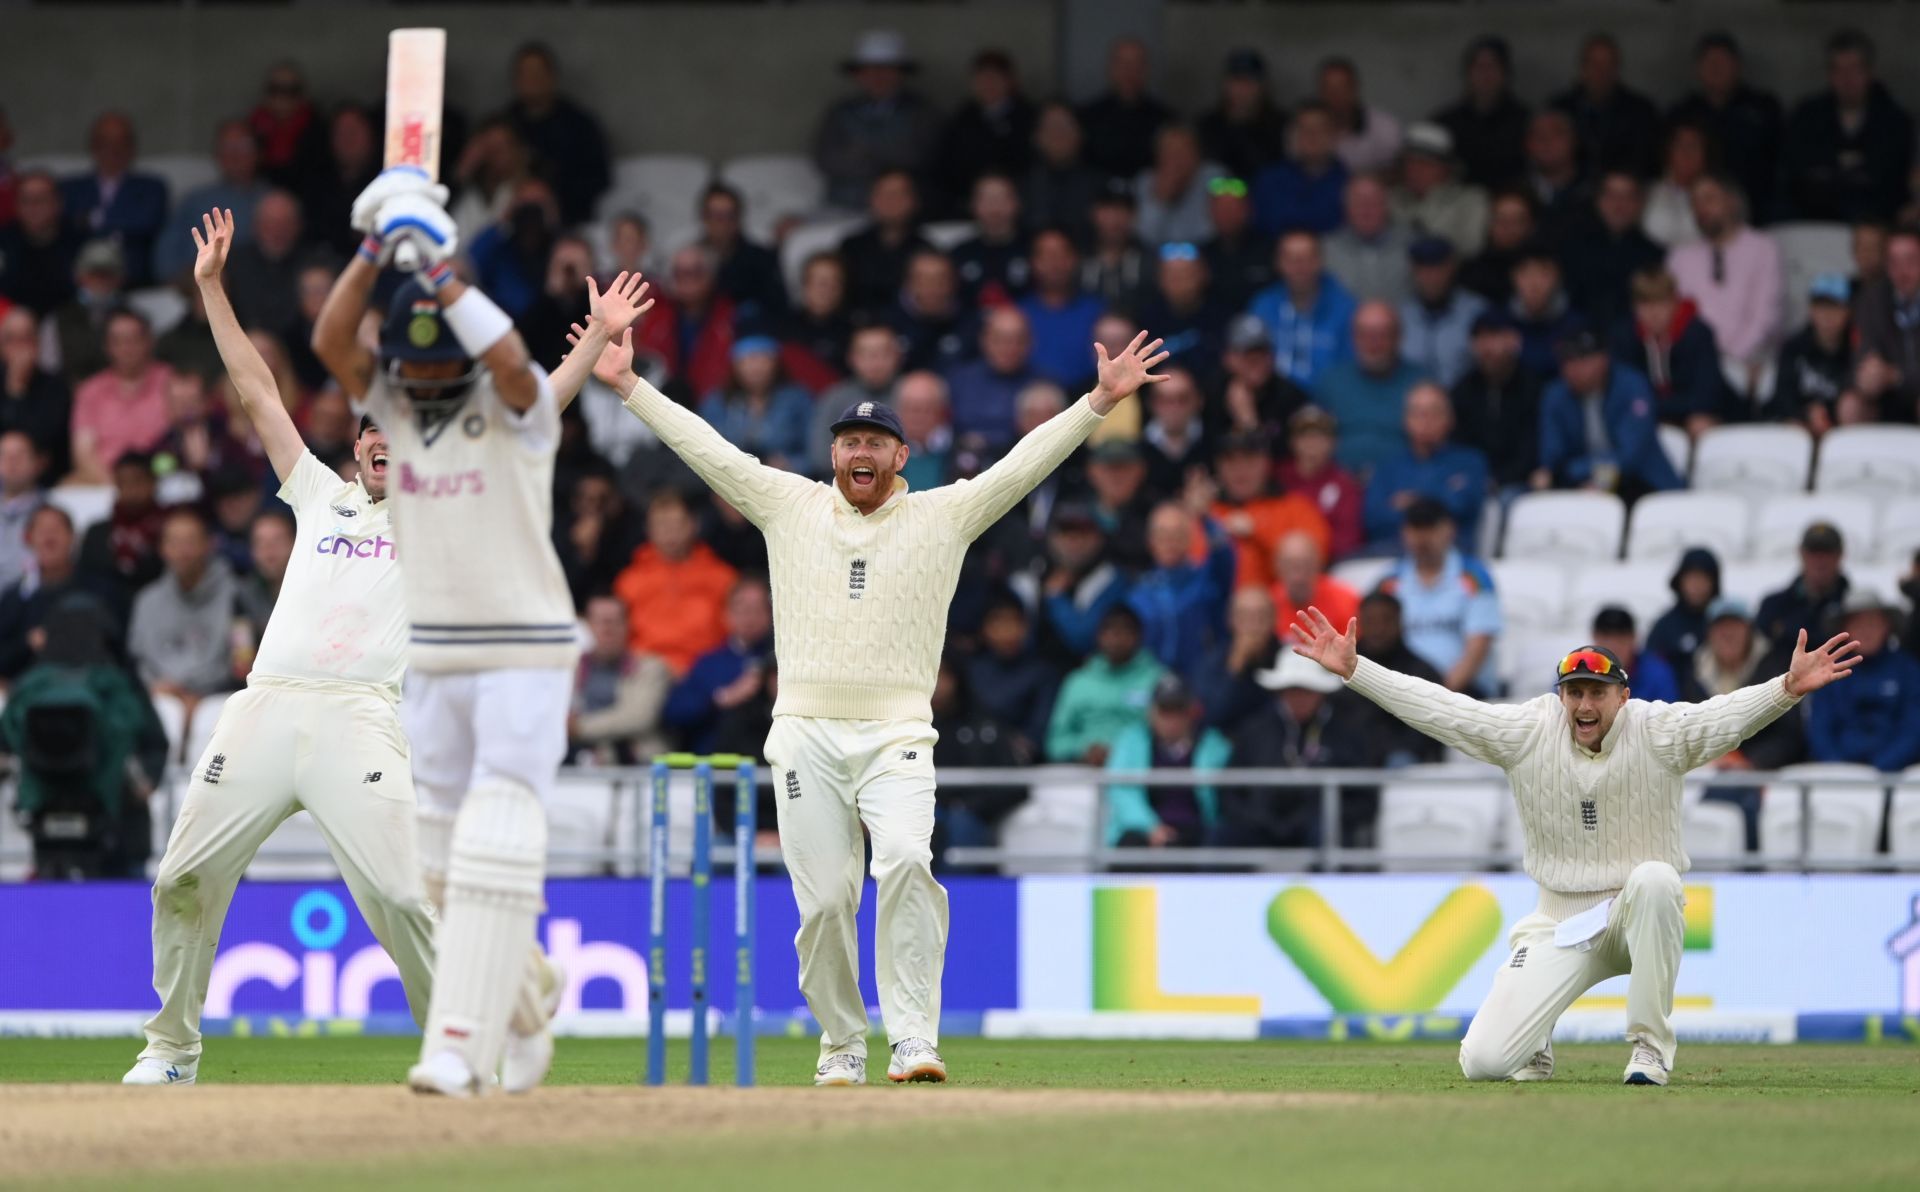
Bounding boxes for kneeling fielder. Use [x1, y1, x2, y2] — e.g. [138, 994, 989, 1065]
[126, 210, 433, 1086]
[1290, 609, 1858, 1085]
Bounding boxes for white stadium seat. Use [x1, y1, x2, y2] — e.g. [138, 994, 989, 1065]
[998, 770, 1097, 874]
[1378, 768, 1507, 870]
[1692, 424, 1813, 497]
[1890, 768, 1920, 862]
[1815, 425, 1920, 497]
[1656, 423, 1693, 483]
[1500, 628, 1579, 699]
[921, 220, 977, 252]
[125, 285, 188, 337]
[718, 153, 826, 243]
[46, 485, 115, 540]
[1718, 558, 1797, 610]
[547, 773, 618, 877]
[144, 153, 218, 201]
[1565, 560, 1673, 636]
[1625, 491, 1749, 562]
[1683, 799, 1748, 868]
[19, 154, 90, 180]
[1874, 496, 1920, 564]
[1767, 222, 1852, 335]
[1749, 493, 1876, 560]
[780, 214, 865, 294]
[1500, 491, 1625, 561]
[1490, 559, 1569, 633]
[1331, 556, 1393, 598]
[247, 811, 341, 880]
[595, 154, 712, 249]
[1759, 763, 1886, 862]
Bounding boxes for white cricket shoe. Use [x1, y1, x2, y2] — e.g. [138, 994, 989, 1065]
[1511, 1044, 1553, 1082]
[122, 1057, 196, 1086]
[501, 958, 565, 1095]
[1623, 1039, 1669, 1086]
[887, 1038, 947, 1084]
[409, 1049, 482, 1098]
[814, 1053, 867, 1086]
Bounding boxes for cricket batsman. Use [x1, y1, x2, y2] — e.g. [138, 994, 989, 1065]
[1289, 606, 1860, 1085]
[574, 316, 1168, 1084]
[124, 210, 434, 1086]
[310, 170, 651, 1096]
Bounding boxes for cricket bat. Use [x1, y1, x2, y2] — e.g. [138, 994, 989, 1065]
[383, 27, 446, 271]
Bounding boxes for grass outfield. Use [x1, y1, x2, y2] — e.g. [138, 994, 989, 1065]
[3, 1038, 1918, 1190]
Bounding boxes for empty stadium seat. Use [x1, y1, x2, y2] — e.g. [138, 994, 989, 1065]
[1656, 423, 1693, 482]
[1331, 556, 1393, 598]
[780, 214, 865, 293]
[1625, 491, 1749, 562]
[547, 773, 618, 877]
[1874, 497, 1920, 564]
[1750, 493, 1876, 560]
[46, 485, 115, 539]
[1768, 222, 1852, 334]
[1500, 628, 1579, 699]
[1814, 425, 1920, 497]
[717, 153, 825, 242]
[1759, 763, 1886, 862]
[596, 154, 712, 248]
[246, 810, 340, 880]
[19, 154, 90, 181]
[144, 153, 219, 201]
[1889, 768, 1920, 862]
[1489, 559, 1569, 633]
[995, 769, 1096, 874]
[1718, 558, 1798, 609]
[1565, 560, 1673, 635]
[1499, 491, 1625, 561]
[1682, 799, 1747, 868]
[125, 286, 188, 336]
[1378, 768, 1507, 870]
[921, 220, 977, 252]
[1692, 424, 1813, 497]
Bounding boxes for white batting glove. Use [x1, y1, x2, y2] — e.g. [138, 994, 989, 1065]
[350, 166, 451, 234]
[373, 193, 459, 273]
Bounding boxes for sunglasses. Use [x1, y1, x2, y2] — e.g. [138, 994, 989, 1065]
[1208, 177, 1249, 199]
[1159, 241, 1200, 262]
[1556, 649, 1623, 681]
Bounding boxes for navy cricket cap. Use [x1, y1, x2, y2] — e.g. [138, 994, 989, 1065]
[828, 398, 905, 441]
[380, 279, 469, 365]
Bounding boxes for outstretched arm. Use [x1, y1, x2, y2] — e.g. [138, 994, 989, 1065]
[551, 272, 654, 412]
[192, 210, 306, 483]
[1290, 606, 1542, 768]
[1647, 628, 1857, 772]
[312, 253, 380, 403]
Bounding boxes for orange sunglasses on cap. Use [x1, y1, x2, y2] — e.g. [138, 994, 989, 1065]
[1555, 647, 1629, 686]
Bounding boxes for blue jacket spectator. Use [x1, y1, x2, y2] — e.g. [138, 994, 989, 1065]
[1024, 502, 1133, 665]
[1362, 383, 1490, 552]
[1807, 594, 1920, 772]
[945, 303, 1038, 450]
[1378, 498, 1503, 694]
[661, 579, 774, 755]
[1316, 300, 1428, 480]
[1509, 246, 1582, 379]
[1247, 271, 1355, 392]
[1399, 238, 1487, 388]
[1250, 103, 1349, 235]
[1017, 227, 1104, 387]
[1540, 338, 1683, 497]
[1127, 508, 1236, 678]
[697, 338, 815, 469]
[60, 113, 169, 289]
[467, 222, 543, 319]
[1646, 548, 1722, 672]
[1103, 675, 1233, 846]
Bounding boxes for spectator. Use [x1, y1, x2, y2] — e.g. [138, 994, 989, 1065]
[503, 42, 610, 226]
[1324, 174, 1413, 304]
[1539, 326, 1682, 498]
[887, 250, 970, 375]
[0, 431, 44, 591]
[1685, 596, 1768, 701]
[1666, 175, 1782, 397]
[658, 242, 738, 398]
[1345, 589, 1446, 764]
[1018, 228, 1105, 387]
[1399, 236, 1487, 387]
[894, 370, 955, 492]
[1207, 430, 1331, 587]
[1378, 497, 1500, 693]
[76, 451, 163, 607]
[1363, 383, 1489, 552]
[781, 252, 854, 389]
[952, 173, 1031, 305]
[1248, 231, 1356, 389]
[1590, 605, 1680, 704]
[1435, 35, 1530, 190]
[1509, 243, 1581, 378]
[555, 465, 642, 610]
[236, 508, 292, 643]
[1082, 440, 1152, 570]
[1251, 102, 1349, 237]
[946, 306, 1035, 451]
[1128, 501, 1236, 675]
[930, 654, 1031, 858]
[1849, 226, 1920, 423]
[1392, 123, 1489, 258]
[1807, 591, 1920, 772]
[811, 321, 904, 475]
[205, 468, 264, 581]
[606, 211, 655, 279]
[48, 239, 125, 386]
[1550, 33, 1660, 180]
[1082, 184, 1150, 310]
[814, 30, 938, 211]
[1136, 243, 1227, 379]
[1755, 522, 1852, 663]
[1521, 110, 1586, 245]
[249, 61, 328, 193]
[1201, 176, 1274, 311]
[1104, 673, 1229, 847]
[0, 172, 79, 317]
[1046, 602, 1163, 764]
[301, 104, 380, 260]
[1023, 101, 1103, 240]
[966, 591, 1060, 755]
[1852, 220, 1889, 296]
[286, 260, 341, 391]
[0, 308, 73, 477]
[1198, 49, 1289, 182]
[935, 50, 1037, 216]
[153, 370, 254, 488]
[0, 506, 121, 680]
[1611, 266, 1729, 435]
[1456, 187, 1536, 306]
[1449, 309, 1543, 494]
[515, 233, 595, 371]
[1024, 499, 1131, 665]
[59, 112, 168, 289]
[154, 121, 266, 283]
[841, 170, 933, 311]
[1646, 547, 1722, 672]
[1135, 124, 1222, 247]
[1318, 57, 1403, 175]
[698, 184, 786, 319]
[449, 116, 533, 251]
[1138, 367, 1210, 499]
[1642, 123, 1709, 250]
[1783, 30, 1914, 223]
[1317, 301, 1427, 479]
[1768, 273, 1856, 432]
[1215, 314, 1308, 442]
[71, 308, 172, 484]
[662, 577, 774, 756]
[1669, 32, 1783, 223]
[467, 176, 561, 319]
[1269, 527, 1359, 646]
[612, 488, 740, 675]
[1221, 647, 1380, 846]
[1276, 404, 1363, 560]
[1078, 36, 1173, 182]
[224, 190, 308, 335]
[1193, 584, 1282, 733]
[698, 337, 813, 471]
[1561, 170, 1665, 334]
[567, 594, 672, 765]
[152, 278, 219, 384]
[127, 507, 238, 714]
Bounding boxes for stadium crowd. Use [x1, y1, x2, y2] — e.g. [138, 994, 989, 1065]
[2, 26, 1919, 874]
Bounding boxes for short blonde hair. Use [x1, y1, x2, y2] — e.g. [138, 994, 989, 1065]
[1630, 267, 1678, 304]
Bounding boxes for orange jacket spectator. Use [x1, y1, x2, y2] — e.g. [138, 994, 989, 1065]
[1271, 573, 1361, 644]
[1268, 525, 1360, 642]
[612, 489, 740, 675]
[1210, 493, 1332, 589]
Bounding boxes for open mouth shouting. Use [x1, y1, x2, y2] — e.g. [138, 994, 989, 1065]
[368, 449, 389, 479]
[848, 463, 877, 492]
[1572, 710, 1602, 740]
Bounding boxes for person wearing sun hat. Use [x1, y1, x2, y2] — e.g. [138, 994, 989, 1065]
[815, 30, 939, 209]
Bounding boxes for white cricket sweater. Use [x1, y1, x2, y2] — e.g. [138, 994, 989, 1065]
[1345, 657, 1800, 919]
[624, 376, 1104, 722]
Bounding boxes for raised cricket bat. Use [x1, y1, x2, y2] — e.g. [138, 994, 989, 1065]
[383, 27, 446, 271]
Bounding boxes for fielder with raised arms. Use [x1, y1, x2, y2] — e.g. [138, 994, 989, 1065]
[1289, 607, 1860, 1086]
[574, 312, 1169, 1084]
[124, 209, 434, 1087]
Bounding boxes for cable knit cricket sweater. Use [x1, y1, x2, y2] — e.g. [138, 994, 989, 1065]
[625, 376, 1105, 724]
[1344, 657, 1800, 919]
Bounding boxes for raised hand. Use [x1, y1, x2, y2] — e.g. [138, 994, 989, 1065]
[1090, 331, 1171, 412]
[587, 272, 655, 337]
[1784, 629, 1862, 696]
[189, 209, 234, 286]
[1288, 605, 1359, 680]
[568, 323, 638, 391]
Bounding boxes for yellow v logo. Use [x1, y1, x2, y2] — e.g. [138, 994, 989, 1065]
[1265, 885, 1504, 1014]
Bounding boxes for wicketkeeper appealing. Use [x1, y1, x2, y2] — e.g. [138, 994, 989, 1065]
[576, 315, 1168, 1084]
[1290, 607, 1860, 1085]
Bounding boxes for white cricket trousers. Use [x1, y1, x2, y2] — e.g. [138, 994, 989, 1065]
[1459, 861, 1686, 1080]
[142, 678, 434, 1064]
[764, 714, 948, 1059]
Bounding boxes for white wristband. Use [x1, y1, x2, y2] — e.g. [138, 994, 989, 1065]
[441, 288, 514, 357]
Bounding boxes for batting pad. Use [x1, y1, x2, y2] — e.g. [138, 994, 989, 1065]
[416, 802, 457, 911]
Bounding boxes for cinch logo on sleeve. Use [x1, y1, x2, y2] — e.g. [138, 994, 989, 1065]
[397, 462, 486, 498]
[315, 535, 397, 561]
